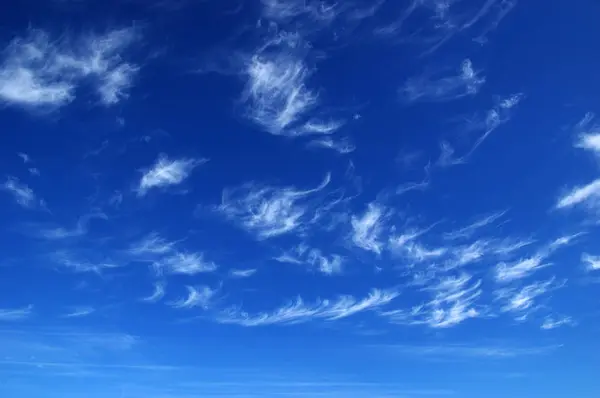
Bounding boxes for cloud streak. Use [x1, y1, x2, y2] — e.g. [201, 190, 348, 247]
[137, 155, 206, 196]
[401, 59, 485, 103]
[218, 289, 399, 326]
[0, 27, 140, 109]
[217, 173, 331, 239]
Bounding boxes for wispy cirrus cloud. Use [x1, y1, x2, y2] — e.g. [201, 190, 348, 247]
[0, 305, 33, 321]
[0, 27, 140, 110]
[62, 306, 96, 318]
[401, 59, 485, 103]
[52, 250, 120, 274]
[157, 252, 218, 275]
[128, 232, 178, 257]
[218, 289, 399, 326]
[137, 155, 207, 196]
[443, 211, 507, 241]
[141, 281, 166, 303]
[307, 136, 356, 154]
[350, 202, 389, 254]
[36, 211, 107, 240]
[169, 285, 219, 309]
[555, 179, 600, 212]
[541, 315, 574, 330]
[581, 253, 600, 271]
[229, 268, 258, 278]
[381, 343, 560, 359]
[1, 177, 43, 208]
[384, 273, 483, 328]
[496, 278, 564, 319]
[374, 0, 518, 52]
[275, 244, 344, 275]
[241, 32, 343, 137]
[217, 173, 331, 239]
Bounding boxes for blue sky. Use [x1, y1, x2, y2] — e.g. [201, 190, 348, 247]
[1, 0, 599, 397]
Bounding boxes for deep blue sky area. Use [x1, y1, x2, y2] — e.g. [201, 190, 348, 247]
[1, 1, 600, 397]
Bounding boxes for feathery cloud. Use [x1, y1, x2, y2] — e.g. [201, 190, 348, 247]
[137, 155, 206, 196]
[382, 343, 560, 359]
[62, 306, 96, 318]
[383, 273, 482, 328]
[581, 253, 600, 271]
[218, 289, 399, 326]
[37, 212, 107, 240]
[142, 282, 166, 303]
[218, 173, 331, 239]
[275, 244, 343, 275]
[0, 305, 33, 321]
[350, 203, 389, 254]
[0, 27, 139, 109]
[307, 136, 355, 154]
[128, 232, 178, 256]
[541, 315, 574, 330]
[496, 278, 563, 319]
[401, 59, 485, 103]
[555, 178, 600, 211]
[157, 252, 218, 275]
[241, 33, 342, 137]
[1, 177, 41, 208]
[169, 285, 219, 309]
[229, 268, 257, 278]
[52, 250, 120, 274]
[444, 211, 507, 241]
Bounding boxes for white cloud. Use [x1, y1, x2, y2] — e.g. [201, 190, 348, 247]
[0, 27, 139, 109]
[275, 244, 343, 275]
[157, 252, 218, 275]
[242, 33, 342, 137]
[169, 285, 218, 309]
[0, 305, 33, 321]
[260, 0, 338, 24]
[581, 253, 600, 271]
[468, 93, 524, 154]
[495, 255, 549, 283]
[496, 278, 562, 318]
[307, 136, 355, 154]
[443, 211, 507, 241]
[229, 268, 257, 278]
[1, 177, 39, 208]
[350, 203, 389, 254]
[541, 315, 574, 330]
[52, 250, 120, 274]
[38, 211, 107, 240]
[218, 289, 399, 326]
[17, 152, 31, 163]
[62, 306, 95, 318]
[576, 132, 600, 156]
[555, 179, 600, 210]
[218, 173, 331, 239]
[128, 232, 178, 256]
[137, 155, 206, 196]
[382, 344, 560, 359]
[401, 59, 485, 103]
[383, 273, 482, 328]
[142, 282, 166, 303]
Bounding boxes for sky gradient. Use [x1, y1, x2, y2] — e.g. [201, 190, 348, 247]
[1, 0, 600, 397]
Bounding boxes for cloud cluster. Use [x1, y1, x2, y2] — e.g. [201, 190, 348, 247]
[218, 288, 399, 326]
[0, 27, 140, 109]
[217, 173, 332, 239]
[138, 156, 206, 196]
[401, 59, 485, 103]
[1, 177, 42, 208]
[129, 232, 218, 275]
[275, 243, 344, 274]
